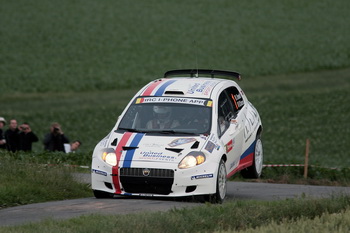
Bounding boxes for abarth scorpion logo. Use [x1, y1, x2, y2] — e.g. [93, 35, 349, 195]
[142, 168, 151, 176]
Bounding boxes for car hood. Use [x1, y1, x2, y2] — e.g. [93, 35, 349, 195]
[112, 132, 209, 164]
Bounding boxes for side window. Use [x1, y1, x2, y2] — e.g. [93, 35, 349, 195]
[226, 86, 244, 116]
[217, 91, 234, 137]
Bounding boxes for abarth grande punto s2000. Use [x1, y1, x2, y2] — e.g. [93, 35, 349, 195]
[91, 69, 263, 203]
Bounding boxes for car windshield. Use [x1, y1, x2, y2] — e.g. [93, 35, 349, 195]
[118, 97, 212, 135]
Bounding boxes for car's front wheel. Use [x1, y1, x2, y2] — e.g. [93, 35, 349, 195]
[205, 159, 227, 204]
[201, 159, 227, 204]
[241, 134, 263, 178]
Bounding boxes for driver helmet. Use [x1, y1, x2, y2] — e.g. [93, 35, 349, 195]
[153, 106, 171, 120]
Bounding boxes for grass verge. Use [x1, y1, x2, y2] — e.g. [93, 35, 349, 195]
[0, 196, 350, 232]
[0, 153, 91, 209]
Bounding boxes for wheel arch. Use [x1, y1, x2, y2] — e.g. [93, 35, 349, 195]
[221, 154, 227, 163]
[257, 125, 263, 138]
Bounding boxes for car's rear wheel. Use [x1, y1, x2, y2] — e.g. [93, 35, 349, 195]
[241, 134, 263, 179]
[93, 190, 113, 199]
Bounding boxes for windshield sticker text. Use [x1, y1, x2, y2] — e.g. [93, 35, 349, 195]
[135, 97, 211, 107]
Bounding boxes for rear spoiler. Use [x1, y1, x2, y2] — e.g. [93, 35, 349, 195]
[164, 69, 241, 80]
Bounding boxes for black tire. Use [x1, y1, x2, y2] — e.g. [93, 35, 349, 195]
[241, 134, 263, 179]
[93, 190, 113, 199]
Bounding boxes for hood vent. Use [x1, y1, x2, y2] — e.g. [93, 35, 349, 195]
[165, 148, 183, 153]
[191, 141, 200, 149]
[111, 138, 118, 146]
[122, 146, 139, 150]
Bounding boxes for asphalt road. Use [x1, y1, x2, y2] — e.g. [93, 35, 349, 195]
[1, 174, 349, 226]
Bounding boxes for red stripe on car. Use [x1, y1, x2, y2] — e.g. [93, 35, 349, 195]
[112, 132, 133, 194]
[141, 80, 166, 96]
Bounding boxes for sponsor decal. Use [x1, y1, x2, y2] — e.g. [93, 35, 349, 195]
[225, 139, 234, 153]
[230, 93, 244, 110]
[188, 81, 216, 96]
[136, 97, 212, 107]
[206, 101, 213, 107]
[209, 134, 218, 144]
[191, 173, 214, 180]
[92, 169, 107, 176]
[143, 142, 165, 148]
[205, 141, 216, 153]
[139, 194, 154, 197]
[168, 138, 196, 147]
[188, 83, 200, 94]
[206, 134, 220, 152]
[140, 151, 176, 161]
[135, 98, 144, 104]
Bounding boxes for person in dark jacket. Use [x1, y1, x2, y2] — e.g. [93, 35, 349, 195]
[0, 117, 6, 150]
[43, 122, 69, 152]
[4, 119, 20, 152]
[18, 122, 39, 151]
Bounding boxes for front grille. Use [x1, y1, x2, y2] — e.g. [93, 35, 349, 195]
[120, 168, 174, 195]
[120, 168, 174, 178]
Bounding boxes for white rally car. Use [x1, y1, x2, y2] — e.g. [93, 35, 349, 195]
[91, 69, 263, 203]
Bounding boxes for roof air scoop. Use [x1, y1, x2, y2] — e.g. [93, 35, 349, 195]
[164, 91, 184, 95]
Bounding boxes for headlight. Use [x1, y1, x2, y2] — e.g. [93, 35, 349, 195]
[178, 152, 206, 169]
[101, 149, 117, 166]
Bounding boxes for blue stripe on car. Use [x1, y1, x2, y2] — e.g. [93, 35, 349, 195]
[240, 140, 256, 159]
[154, 80, 177, 96]
[123, 133, 145, 168]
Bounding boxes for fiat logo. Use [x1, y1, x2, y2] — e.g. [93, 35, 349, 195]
[142, 168, 151, 176]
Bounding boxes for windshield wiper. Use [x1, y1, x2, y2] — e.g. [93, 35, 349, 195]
[117, 127, 142, 133]
[158, 130, 197, 135]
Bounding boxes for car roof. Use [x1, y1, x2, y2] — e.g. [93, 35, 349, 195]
[138, 77, 239, 99]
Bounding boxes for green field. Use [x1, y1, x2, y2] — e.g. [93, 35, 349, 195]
[1, 0, 350, 95]
[1, 0, 350, 231]
[1, 0, 350, 169]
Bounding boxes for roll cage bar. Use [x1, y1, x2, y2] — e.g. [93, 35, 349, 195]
[164, 69, 241, 81]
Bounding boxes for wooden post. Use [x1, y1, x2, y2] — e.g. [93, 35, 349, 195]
[304, 139, 310, 178]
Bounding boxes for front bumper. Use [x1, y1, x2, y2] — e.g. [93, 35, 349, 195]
[91, 158, 219, 197]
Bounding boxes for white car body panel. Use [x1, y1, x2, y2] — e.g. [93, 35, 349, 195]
[91, 71, 262, 199]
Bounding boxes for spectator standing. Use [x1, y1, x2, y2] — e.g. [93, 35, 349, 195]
[18, 122, 39, 151]
[4, 119, 20, 152]
[0, 117, 6, 149]
[43, 122, 69, 152]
